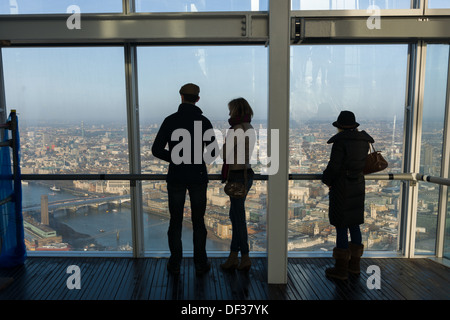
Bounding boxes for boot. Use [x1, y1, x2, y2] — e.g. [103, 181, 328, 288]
[220, 251, 239, 271]
[325, 247, 351, 280]
[348, 243, 364, 275]
[237, 253, 251, 272]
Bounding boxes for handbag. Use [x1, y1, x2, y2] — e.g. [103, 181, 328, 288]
[224, 167, 248, 199]
[363, 143, 388, 174]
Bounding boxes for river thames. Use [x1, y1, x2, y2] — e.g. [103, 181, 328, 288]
[22, 182, 229, 252]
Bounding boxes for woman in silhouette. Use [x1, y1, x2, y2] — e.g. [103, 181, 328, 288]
[220, 98, 255, 272]
[322, 111, 374, 280]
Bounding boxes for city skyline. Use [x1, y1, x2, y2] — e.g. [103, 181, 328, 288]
[2, 42, 446, 255]
[19, 117, 436, 254]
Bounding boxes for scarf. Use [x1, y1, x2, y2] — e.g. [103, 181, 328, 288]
[228, 114, 252, 127]
[221, 115, 252, 182]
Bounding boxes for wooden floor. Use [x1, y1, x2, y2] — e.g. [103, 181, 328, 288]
[0, 257, 448, 300]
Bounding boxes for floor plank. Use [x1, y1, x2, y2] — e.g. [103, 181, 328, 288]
[0, 257, 448, 300]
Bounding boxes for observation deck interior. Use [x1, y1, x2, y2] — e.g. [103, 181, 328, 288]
[2, 0, 450, 308]
[0, 256, 448, 300]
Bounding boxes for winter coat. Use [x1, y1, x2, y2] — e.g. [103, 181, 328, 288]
[223, 122, 255, 172]
[151, 103, 216, 184]
[321, 129, 374, 228]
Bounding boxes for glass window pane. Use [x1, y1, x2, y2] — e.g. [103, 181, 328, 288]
[3, 47, 129, 253]
[135, 0, 268, 12]
[22, 180, 132, 252]
[428, 0, 450, 9]
[137, 46, 268, 253]
[416, 44, 450, 255]
[143, 180, 267, 252]
[3, 47, 128, 175]
[289, 45, 408, 252]
[1, 0, 123, 14]
[292, 0, 411, 10]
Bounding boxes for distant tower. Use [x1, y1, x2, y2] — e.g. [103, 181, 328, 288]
[423, 144, 433, 174]
[391, 115, 396, 159]
[81, 121, 85, 139]
[41, 195, 49, 225]
[368, 232, 375, 249]
[370, 203, 377, 220]
[42, 133, 49, 148]
[392, 115, 396, 147]
[314, 222, 319, 236]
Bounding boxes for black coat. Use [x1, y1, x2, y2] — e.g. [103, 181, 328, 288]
[151, 103, 216, 184]
[321, 130, 374, 228]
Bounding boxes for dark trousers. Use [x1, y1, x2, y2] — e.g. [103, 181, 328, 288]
[167, 182, 208, 268]
[228, 173, 253, 255]
[336, 225, 362, 249]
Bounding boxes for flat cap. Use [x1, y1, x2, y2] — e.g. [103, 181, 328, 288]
[179, 83, 200, 96]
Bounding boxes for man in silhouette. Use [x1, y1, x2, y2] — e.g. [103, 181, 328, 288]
[152, 83, 216, 276]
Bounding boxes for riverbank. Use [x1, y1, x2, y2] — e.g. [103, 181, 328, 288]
[23, 181, 230, 251]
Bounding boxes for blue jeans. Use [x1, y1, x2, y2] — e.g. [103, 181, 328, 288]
[228, 173, 253, 255]
[167, 182, 208, 268]
[336, 225, 362, 249]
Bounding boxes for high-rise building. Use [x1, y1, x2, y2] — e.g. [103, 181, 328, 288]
[40, 195, 49, 225]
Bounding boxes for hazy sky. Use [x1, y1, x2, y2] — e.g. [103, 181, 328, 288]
[3, 44, 448, 126]
[1, 1, 449, 125]
[1, 0, 268, 14]
[3, 0, 449, 15]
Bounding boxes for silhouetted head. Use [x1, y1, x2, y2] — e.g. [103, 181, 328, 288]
[228, 98, 254, 119]
[332, 110, 359, 129]
[179, 83, 200, 104]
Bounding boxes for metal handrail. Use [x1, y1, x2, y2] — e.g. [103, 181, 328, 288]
[415, 173, 450, 186]
[17, 172, 450, 187]
[20, 172, 417, 181]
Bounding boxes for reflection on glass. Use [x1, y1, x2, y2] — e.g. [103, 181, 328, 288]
[428, 0, 450, 9]
[3, 47, 128, 175]
[289, 45, 407, 251]
[3, 47, 129, 253]
[135, 0, 268, 12]
[292, 0, 411, 10]
[143, 180, 266, 252]
[22, 180, 132, 252]
[138, 46, 267, 175]
[137, 46, 267, 252]
[0, 0, 123, 14]
[288, 181, 400, 251]
[416, 44, 450, 255]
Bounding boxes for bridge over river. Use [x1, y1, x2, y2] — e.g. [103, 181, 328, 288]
[23, 195, 131, 213]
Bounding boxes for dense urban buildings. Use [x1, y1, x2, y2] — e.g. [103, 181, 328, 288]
[20, 116, 439, 254]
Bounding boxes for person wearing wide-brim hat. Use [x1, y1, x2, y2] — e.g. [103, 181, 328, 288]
[322, 111, 374, 280]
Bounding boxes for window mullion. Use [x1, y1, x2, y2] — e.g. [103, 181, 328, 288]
[125, 43, 144, 258]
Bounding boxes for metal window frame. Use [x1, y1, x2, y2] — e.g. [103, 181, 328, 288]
[290, 9, 423, 17]
[425, 0, 450, 15]
[436, 45, 450, 258]
[399, 43, 419, 257]
[404, 41, 427, 258]
[124, 43, 145, 258]
[0, 48, 6, 127]
[267, 0, 290, 285]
